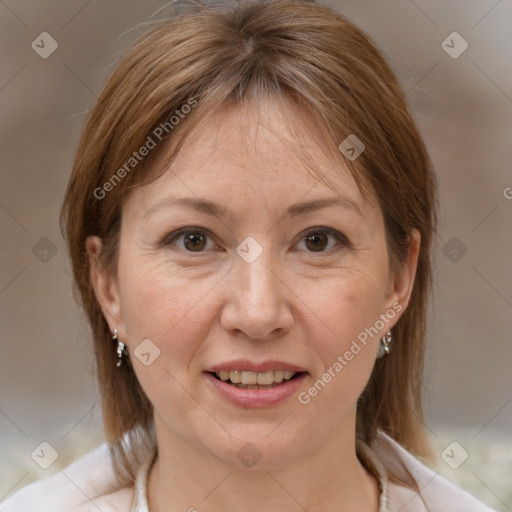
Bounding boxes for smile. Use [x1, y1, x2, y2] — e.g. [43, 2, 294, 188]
[213, 370, 298, 388]
[205, 369, 307, 407]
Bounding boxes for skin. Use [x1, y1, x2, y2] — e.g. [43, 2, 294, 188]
[87, 96, 420, 512]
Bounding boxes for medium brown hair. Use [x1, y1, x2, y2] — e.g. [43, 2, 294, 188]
[60, 0, 437, 484]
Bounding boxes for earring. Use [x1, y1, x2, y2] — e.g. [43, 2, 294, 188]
[378, 330, 392, 358]
[113, 329, 129, 367]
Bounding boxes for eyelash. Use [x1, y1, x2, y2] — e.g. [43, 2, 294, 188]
[160, 226, 351, 255]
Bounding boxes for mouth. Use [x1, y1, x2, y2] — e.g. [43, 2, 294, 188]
[209, 370, 305, 389]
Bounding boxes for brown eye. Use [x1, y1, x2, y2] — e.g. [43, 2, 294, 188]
[183, 231, 208, 251]
[304, 232, 329, 252]
[162, 228, 217, 253]
[297, 228, 350, 254]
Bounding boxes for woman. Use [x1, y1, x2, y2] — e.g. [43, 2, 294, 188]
[0, 0, 497, 510]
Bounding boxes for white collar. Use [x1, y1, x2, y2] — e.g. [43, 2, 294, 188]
[0, 430, 496, 511]
[128, 431, 496, 512]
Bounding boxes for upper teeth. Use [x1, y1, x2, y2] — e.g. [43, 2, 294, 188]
[216, 370, 296, 385]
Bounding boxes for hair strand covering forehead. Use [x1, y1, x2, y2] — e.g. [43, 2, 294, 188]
[60, 0, 437, 484]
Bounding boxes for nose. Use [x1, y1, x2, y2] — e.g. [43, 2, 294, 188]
[220, 250, 294, 340]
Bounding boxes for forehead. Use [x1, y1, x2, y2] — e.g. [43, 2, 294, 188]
[126, 96, 371, 217]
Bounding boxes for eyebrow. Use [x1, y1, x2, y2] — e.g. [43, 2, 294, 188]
[143, 196, 362, 221]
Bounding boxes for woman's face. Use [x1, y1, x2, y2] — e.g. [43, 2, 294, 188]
[89, 97, 418, 469]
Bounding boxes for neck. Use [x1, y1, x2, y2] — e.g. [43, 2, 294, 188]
[147, 413, 380, 512]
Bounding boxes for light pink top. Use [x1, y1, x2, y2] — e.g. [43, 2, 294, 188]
[0, 431, 497, 511]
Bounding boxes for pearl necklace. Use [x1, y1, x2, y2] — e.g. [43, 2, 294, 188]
[130, 441, 389, 512]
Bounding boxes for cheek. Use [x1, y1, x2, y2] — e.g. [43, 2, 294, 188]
[118, 259, 214, 364]
[117, 262, 214, 427]
[314, 270, 387, 350]
[299, 272, 388, 409]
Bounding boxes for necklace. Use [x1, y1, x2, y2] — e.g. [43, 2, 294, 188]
[356, 438, 390, 512]
[130, 442, 389, 512]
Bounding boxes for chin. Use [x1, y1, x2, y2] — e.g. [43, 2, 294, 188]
[198, 427, 311, 471]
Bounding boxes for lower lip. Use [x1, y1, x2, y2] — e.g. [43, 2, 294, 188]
[204, 372, 307, 408]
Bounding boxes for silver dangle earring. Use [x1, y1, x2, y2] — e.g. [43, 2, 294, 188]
[113, 329, 129, 367]
[378, 330, 392, 358]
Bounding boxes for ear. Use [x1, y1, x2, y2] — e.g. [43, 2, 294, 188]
[85, 236, 127, 339]
[383, 229, 421, 324]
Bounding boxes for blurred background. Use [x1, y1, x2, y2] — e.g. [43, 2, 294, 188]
[0, 0, 511, 509]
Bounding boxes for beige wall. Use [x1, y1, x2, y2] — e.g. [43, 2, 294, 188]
[1, 0, 511, 509]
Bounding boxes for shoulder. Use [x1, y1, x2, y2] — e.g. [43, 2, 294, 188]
[374, 431, 497, 512]
[0, 442, 134, 512]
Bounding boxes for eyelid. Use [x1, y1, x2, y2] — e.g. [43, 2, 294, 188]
[296, 226, 352, 252]
[159, 226, 221, 251]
